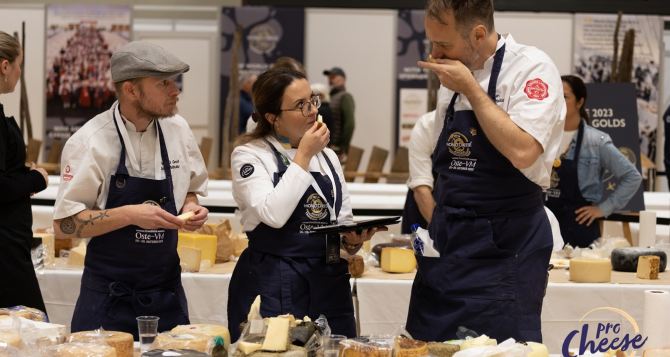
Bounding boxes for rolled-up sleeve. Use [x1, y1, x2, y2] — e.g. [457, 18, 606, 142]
[408, 111, 437, 190]
[54, 138, 104, 220]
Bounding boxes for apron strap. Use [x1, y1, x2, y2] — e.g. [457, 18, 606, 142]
[320, 152, 342, 216]
[111, 105, 130, 176]
[156, 121, 175, 196]
[572, 119, 586, 161]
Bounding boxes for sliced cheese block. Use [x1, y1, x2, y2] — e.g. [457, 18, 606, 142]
[261, 317, 290, 352]
[49, 342, 116, 357]
[637, 255, 661, 280]
[172, 324, 231, 348]
[68, 241, 87, 266]
[570, 258, 612, 283]
[69, 330, 133, 357]
[0, 331, 21, 349]
[152, 332, 211, 353]
[426, 343, 460, 357]
[247, 295, 262, 321]
[526, 342, 549, 357]
[178, 211, 196, 221]
[178, 246, 202, 273]
[238, 341, 263, 355]
[612, 248, 667, 272]
[178, 233, 217, 266]
[395, 337, 428, 357]
[459, 335, 497, 350]
[381, 247, 416, 273]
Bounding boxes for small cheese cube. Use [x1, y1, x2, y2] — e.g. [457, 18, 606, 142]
[637, 255, 660, 280]
[381, 247, 416, 273]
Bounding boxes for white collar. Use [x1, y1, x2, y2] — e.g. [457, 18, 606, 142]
[112, 102, 163, 178]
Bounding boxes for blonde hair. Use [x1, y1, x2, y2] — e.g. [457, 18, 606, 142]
[0, 31, 20, 63]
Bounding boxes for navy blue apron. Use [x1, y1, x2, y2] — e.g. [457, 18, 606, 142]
[227, 140, 355, 342]
[545, 120, 600, 248]
[406, 43, 553, 343]
[71, 106, 189, 339]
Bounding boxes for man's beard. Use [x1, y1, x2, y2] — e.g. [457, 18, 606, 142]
[462, 38, 482, 70]
[136, 94, 177, 121]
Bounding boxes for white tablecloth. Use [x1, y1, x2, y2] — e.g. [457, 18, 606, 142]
[356, 277, 670, 353]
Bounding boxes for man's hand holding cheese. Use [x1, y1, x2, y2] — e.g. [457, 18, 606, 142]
[52, 41, 208, 339]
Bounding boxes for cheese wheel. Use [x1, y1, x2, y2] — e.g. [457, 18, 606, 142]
[171, 324, 231, 347]
[394, 338, 428, 357]
[381, 248, 416, 273]
[612, 248, 667, 272]
[49, 342, 116, 357]
[526, 342, 549, 357]
[152, 332, 211, 353]
[570, 258, 612, 283]
[0, 331, 21, 349]
[69, 330, 133, 357]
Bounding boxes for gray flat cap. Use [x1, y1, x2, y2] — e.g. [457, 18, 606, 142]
[111, 41, 189, 83]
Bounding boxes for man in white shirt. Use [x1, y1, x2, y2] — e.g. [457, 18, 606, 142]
[406, 0, 565, 343]
[52, 41, 209, 338]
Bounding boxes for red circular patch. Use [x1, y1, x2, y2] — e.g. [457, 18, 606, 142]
[524, 78, 549, 100]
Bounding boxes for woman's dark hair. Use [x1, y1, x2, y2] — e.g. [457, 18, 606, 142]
[561, 74, 589, 120]
[236, 67, 307, 146]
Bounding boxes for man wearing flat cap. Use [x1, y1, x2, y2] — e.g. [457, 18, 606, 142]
[53, 41, 208, 338]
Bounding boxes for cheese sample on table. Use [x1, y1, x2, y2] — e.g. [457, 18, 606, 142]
[68, 241, 87, 266]
[172, 324, 231, 348]
[612, 248, 667, 272]
[261, 317, 290, 352]
[459, 335, 497, 350]
[152, 332, 211, 353]
[33, 232, 55, 266]
[394, 337, 428, 357]
[569, 258, 612, 283]
[0, 331, 22, 349]
[178, 233, 217, 266]
[47, 342, 116, 357]
[381, 247, 416, 273]
[238, 341, 263, 355]
[178, 246, 202, 272]
[526, 342, 549, 357]
[426, 342, 460, 357]
[69, 330, 133, 357]
[637, 255, 661, 279]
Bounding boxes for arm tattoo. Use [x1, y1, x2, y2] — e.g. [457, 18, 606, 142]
[60, 210, 111, 238]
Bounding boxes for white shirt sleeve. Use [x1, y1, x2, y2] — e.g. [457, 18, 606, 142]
[232, 143, 314, 229]
[54, 137, 104, 219]
[408, 111, 437, 190]
[324, 149, 353, 224]
[185, 130, 208, 197]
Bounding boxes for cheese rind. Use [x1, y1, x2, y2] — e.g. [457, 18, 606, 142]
[261, 317, 290, 352]
[381, 248, 416, 273]
[570, 258, 612, 283]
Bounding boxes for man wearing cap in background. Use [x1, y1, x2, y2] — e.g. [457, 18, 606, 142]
[323, 67, 356, 160]
[52, 41, 209, 338]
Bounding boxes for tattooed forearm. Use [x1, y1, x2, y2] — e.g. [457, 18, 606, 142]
[73, 210, 111, 238]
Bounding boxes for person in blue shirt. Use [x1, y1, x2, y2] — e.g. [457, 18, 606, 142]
[546, 75, 642, 247]
[239, 74, 257, 134]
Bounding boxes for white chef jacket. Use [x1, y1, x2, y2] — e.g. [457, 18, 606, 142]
[433, 33, 566, 189]
[232, 135, 353, 232]
[54, 102, 208, 220]
[407, 110, 440, 190]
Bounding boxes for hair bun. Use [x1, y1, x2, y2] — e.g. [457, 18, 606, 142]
[251, 112, 262, 123]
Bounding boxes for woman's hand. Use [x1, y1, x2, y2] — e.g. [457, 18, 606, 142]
[294, 122, 330, 171]
[575, 205, 604, 226]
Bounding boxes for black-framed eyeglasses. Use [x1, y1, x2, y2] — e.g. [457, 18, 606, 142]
[280, 95, 321, 117]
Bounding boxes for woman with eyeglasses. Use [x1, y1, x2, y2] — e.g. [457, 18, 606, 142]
[227, 68, 386, 341]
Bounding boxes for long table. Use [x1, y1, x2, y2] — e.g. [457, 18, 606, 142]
[37, 263, 670, 353]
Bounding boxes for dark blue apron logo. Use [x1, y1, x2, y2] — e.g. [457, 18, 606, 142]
[240, 164, 255, 178]
[304, 193, 328, 221]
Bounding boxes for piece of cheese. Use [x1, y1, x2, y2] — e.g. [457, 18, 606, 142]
[611, 248, 667, 272]
[233, 236, 249, 257]
[637, 255, 661, 280]
[395, 337, 428, 357]
[247, 295, 262, 322]
[0, 331, 22, 348]
[48, 342, 116, 357]
[238, 341, 263, 355]
[33, 232, 55, 266]
[570, 258, 612, 283]
[381, 247, 416, 273]
[68, 241, 87, 266]
[317, 115, 324, 124]
[178, 246, 202, 273]
[172, 324, 231, 348]
[178, 232, 217, 266]
[178, 211, 196, 221]
[261, 317, 290, 352]
[459, 335, 497, 350]
[69, 330, 134, 357]
[426, 343, 460, 357]
[152, 333, 211, 353]
[526, 342, 549, 357]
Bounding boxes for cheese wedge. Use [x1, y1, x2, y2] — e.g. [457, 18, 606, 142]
[178, 211, 195, 221]
[569, 258, 612, 283]
[526, 342, 549, 357]
[381, 247, 416, 273]
[178, 232, 217, 266]
[178, 246, 202, 272]
[261, 317, 290, 352]
[238, 341, 263, 355]
[68, 241, 87, 266]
